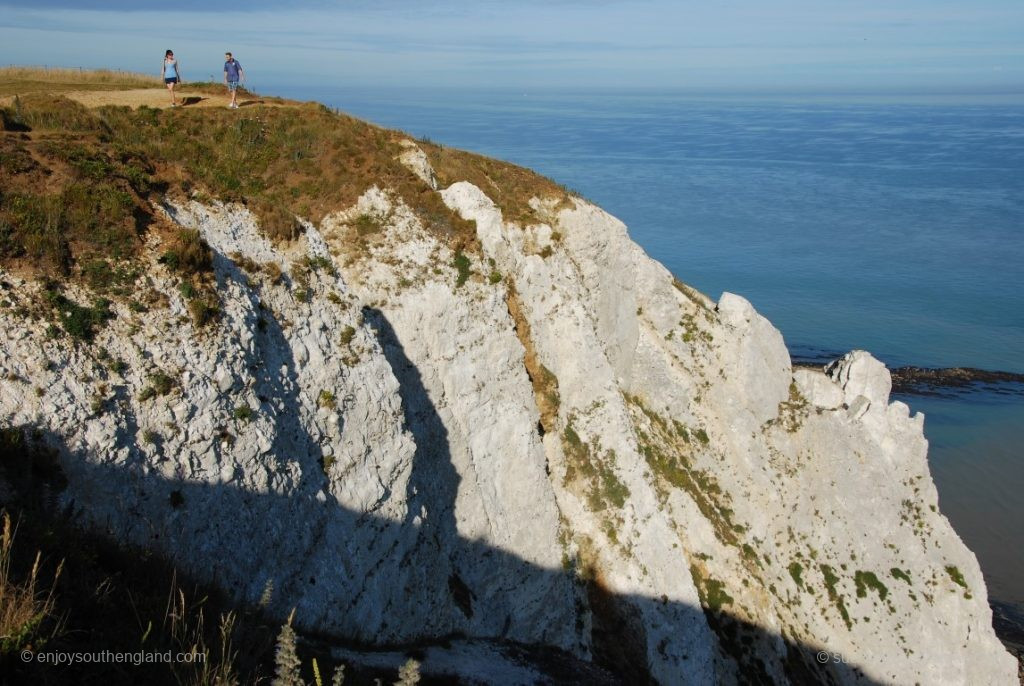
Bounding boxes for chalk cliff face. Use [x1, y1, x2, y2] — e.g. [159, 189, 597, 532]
[0, 142, 1016, 684]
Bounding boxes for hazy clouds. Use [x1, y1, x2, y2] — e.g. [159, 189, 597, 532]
[1, 0, 1021, 92]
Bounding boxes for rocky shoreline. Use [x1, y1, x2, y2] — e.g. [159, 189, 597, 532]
[993, 602, 1024, 684]
[794, 358, 1024, 396]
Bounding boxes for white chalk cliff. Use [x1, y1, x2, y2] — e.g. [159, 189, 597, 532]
[0, 142, 1016, 684]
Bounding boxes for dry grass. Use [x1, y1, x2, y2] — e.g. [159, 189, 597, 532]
[161, 578, 241, 686]
[422, 141, 572, 224]
[0, 66, 160, 97]
[506, 283, 561, 435]
[0, 511, 64, 654]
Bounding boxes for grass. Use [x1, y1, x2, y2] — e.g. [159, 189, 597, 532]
[318, 390, 336, 409]
[890, 567, 912, 584]
[944, 565, 972, 598]
[43, 286, 114, 342]
[353, 212, 383, 237]
[159, 229, 213, 275]
[157, 229, 221, 326]
[452, 251, 472, 288]
[233, 405, 255, 422]
[139, 372, 175, 401]
[0, 66, 160, 97]
[820, 564, 852, 630]
[561, 422, 629, 512]
[0, 147, 147, 274]
[1, 69, 569, 307]
[420, 140, 573, 225]
[624, 394, 737, 547]
[945, 565, 968, 589]
[338, 325, 356, 346]
[690, 564, 734, 613]
[0, 511, 64, 655]
[853, 570, 889, 601]
[788, 561, 804, 588]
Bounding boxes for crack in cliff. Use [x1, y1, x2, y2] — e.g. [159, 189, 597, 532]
[504, 282, 560, 437]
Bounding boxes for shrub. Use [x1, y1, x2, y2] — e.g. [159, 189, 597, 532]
[233, 405, 254, 422]
[273, 613, 302, 686]
[140, 371, 174, 401]
[452, 251, 472, 288]
[353, 213, 382, 237]
[149, 372, 174, 396]
[44, 288, 114, 342]
[263, 261, 283, 284]
[396, 658, 421, 686]
[186, 296, 219, 327]
[854, 570, 888, 600]
[890, 568, 911, 584]
[159, 229, 213, 275]
[253, 200, 302, 242]
[789, 561, 804, 588]
[338, 326, 356, 346]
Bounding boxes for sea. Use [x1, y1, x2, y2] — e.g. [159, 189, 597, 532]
[268, 84, 1024, 618]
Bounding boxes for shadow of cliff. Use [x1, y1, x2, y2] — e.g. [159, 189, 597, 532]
[364, 308, 477, 622]
[0, 302, 886, 686]
[0, 432, 886, 685]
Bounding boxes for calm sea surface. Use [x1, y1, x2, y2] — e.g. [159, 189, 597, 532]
[270, 84, 1024, 609]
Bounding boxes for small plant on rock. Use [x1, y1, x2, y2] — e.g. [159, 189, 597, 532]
[233, 405, 255, 422]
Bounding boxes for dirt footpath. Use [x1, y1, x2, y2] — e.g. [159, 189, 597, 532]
[1, 87, 289, 110]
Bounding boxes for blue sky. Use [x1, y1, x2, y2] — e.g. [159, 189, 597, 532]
[1, 0, 1021, 93]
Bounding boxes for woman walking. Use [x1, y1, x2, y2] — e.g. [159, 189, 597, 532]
[161, 49, 182, 107]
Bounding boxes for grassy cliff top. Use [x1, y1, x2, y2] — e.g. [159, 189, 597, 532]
[0, 68, 570, 281]
[0, 66, 161, 97]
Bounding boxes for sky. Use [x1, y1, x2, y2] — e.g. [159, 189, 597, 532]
[0, 0, 1022, 94]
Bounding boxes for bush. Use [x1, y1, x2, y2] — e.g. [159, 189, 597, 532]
[353, 213, 382, 237]
[186, 296, 219, 327]
[452, 251, 472, 288]
[44, 288, 114, 342]
[159, 229, 212, 275]
[140, 372, 174, 401]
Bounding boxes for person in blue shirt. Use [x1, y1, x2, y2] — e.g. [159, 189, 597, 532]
[223, 52, 246, 109]
[161, 49, 182, 107]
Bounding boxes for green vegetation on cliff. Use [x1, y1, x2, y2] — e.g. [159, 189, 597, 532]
[1, 69, 570, 289]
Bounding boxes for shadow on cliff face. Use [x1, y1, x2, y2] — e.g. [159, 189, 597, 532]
[363, 308, 469, 620]
[0, 434, 888, 684]
[0, 306, 886, 686]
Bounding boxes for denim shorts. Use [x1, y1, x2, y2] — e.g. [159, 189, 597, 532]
[164, 77, 178, 84]
[226, 80, 239, 91]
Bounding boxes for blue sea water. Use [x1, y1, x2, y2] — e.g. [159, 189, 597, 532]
[270, 84, 1024, 608]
